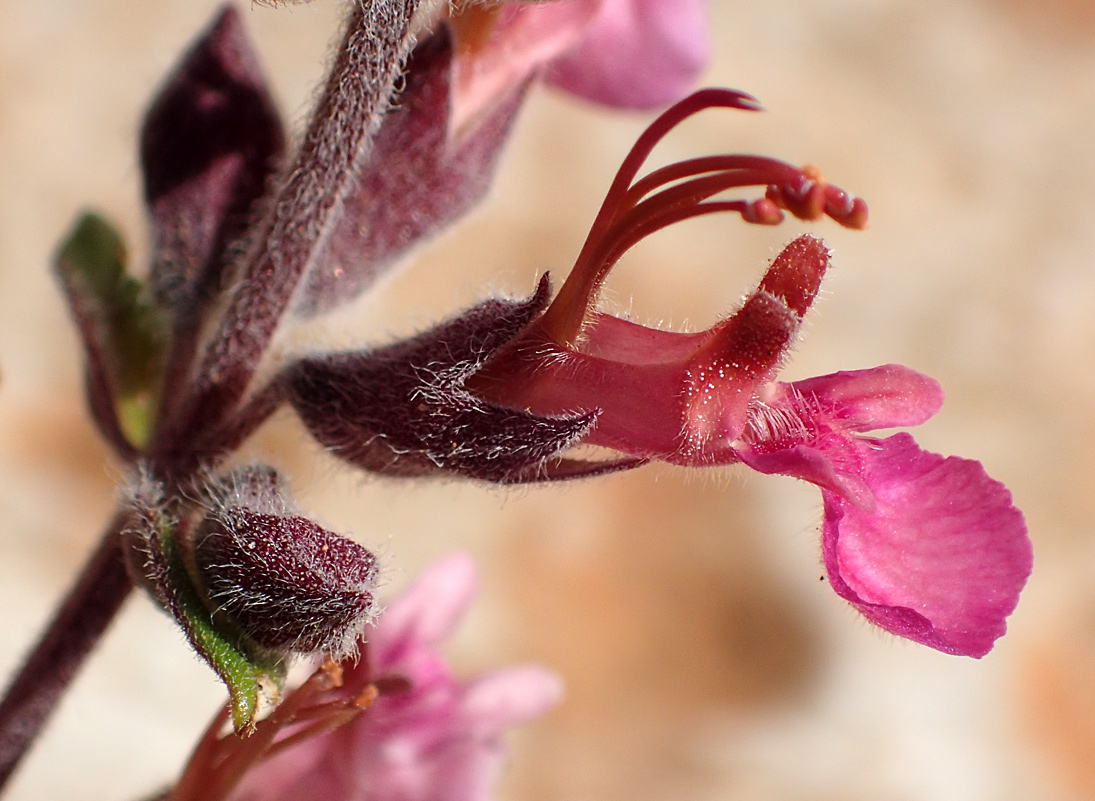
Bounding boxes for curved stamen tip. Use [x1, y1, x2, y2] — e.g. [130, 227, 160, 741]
[732, 91, 763, 112]
[766, 166, 869, 230]
[686, 87, 764, 114]
[540, 92, 868, 346]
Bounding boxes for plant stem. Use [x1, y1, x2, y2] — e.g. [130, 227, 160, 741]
[0, 512, 134, 791]
[155, 0, 421, 454]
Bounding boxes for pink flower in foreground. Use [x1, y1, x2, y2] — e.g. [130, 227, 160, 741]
[286, 89, 1031, 657]
[229, 555, 562, 801]
[467, 90, 1031, 658]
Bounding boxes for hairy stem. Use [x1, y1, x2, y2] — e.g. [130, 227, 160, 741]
[0, 513, 134, 791]
[152, 0, 422, 460]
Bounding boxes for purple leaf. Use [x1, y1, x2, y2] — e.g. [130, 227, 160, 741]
[153, 0, 423, 454]
[296, 26, 529, 316]
[141, 5, 284, 312]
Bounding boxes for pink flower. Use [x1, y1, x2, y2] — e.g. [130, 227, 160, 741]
[283, 88, 1030, 656]
[448, 0, 708, 131]
[462, 89, 1031, 657]
[739, 371, 1030, 657]
[229, 554, 563, 801]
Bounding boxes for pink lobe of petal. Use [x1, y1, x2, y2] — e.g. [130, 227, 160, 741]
[544, 0, 710, 109]
[406, 667, 561, 801]
[821, 433, 1031, 658]
[460, 666, 565, 737]
[782, 364, 944, 432]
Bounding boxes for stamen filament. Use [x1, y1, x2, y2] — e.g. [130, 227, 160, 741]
[622, 155, 800, 209]
[600, 200, 773, 271]
[537, 87, 867, 350]
[542, 89, 762, 344]
[262, 684, 378, 758]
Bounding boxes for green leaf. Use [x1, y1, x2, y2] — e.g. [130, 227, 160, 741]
[54, 212, 167, 448]
[156, 518, 286, 733]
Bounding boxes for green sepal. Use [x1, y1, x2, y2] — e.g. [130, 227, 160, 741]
[156, 518, 286, 733]
[54, 212, 167, 449]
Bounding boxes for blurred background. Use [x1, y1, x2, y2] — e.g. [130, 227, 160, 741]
[1, 0, 1093, 798]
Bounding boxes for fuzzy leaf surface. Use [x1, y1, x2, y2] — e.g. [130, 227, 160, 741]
[286, 279, 616, 483]
[141, 5, 285, 312]
[297, 26, 527, 316]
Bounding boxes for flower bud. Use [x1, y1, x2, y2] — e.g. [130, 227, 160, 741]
[194, 467, 378, 660]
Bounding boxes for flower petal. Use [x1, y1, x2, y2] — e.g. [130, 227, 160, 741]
[780, 364, 944, 432]
[459, 666, 565, 735]
[736, 364, 946, 507]
[544, 0, 710, 108]
[370, 553, 478, 673]
[821, 433, 1031, 657]
[228, 556, 561, 801]
[735, 437, 875, 510]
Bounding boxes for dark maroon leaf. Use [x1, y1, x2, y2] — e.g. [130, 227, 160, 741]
[295, 25, 530, 316]
[156, 0, 422, 454]
[141, 5, 285, 312]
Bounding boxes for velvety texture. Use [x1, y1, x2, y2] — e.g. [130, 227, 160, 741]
[737, 371, 1031, 657]
[296, 28, 530, 316]
[140, 6, 284, 312]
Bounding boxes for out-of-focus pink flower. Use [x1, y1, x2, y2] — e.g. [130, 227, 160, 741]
[449, 0, 708, 131]
[544, 0, 710, 109]
[229, 554, 562, 801]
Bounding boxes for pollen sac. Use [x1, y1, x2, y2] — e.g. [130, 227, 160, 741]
[194, 472, 378, 660]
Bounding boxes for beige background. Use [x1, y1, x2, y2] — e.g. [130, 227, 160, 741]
[2, 0, 1094, 799]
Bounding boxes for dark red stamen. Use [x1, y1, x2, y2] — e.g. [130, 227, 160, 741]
[539, 89, 867, 346]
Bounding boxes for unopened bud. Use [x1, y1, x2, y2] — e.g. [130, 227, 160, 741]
[194, 468, 378, 659]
